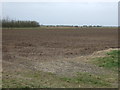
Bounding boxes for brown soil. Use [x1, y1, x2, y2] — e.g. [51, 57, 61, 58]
[2, 27, 118, 87]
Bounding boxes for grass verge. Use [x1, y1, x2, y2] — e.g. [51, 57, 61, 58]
[60, 72, 112, 87]
[3, 69, 116, 88]
[92, 50, 120, 71]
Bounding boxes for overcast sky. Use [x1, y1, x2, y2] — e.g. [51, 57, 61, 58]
[2, 2, 118, 26]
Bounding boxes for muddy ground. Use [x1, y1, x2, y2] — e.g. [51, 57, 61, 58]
[2, 27, 118, 88]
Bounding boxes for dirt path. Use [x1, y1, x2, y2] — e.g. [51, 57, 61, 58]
[33, 48, 118, 77]
[3, 46, 118, 77]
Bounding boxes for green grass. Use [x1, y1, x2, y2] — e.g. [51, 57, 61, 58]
[2, 70, 77, 88]
[60, 72, 111, 87]
[92, 50, 120, 71]
[3, 69, 116, 88]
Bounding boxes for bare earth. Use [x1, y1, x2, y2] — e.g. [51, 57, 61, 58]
[2, 27, 118, 87]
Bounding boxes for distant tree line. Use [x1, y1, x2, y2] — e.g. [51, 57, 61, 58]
[2, 18, 40, 28]
[44, 25, 102, 27]
[82, 25, 102, 27]
[1, 18, 102, 28]
[45, 25, 79, 27]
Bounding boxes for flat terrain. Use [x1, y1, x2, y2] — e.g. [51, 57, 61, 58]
[2, 27, 119, 88]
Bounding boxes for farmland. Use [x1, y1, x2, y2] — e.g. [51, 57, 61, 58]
[2, 27, 119, 88]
